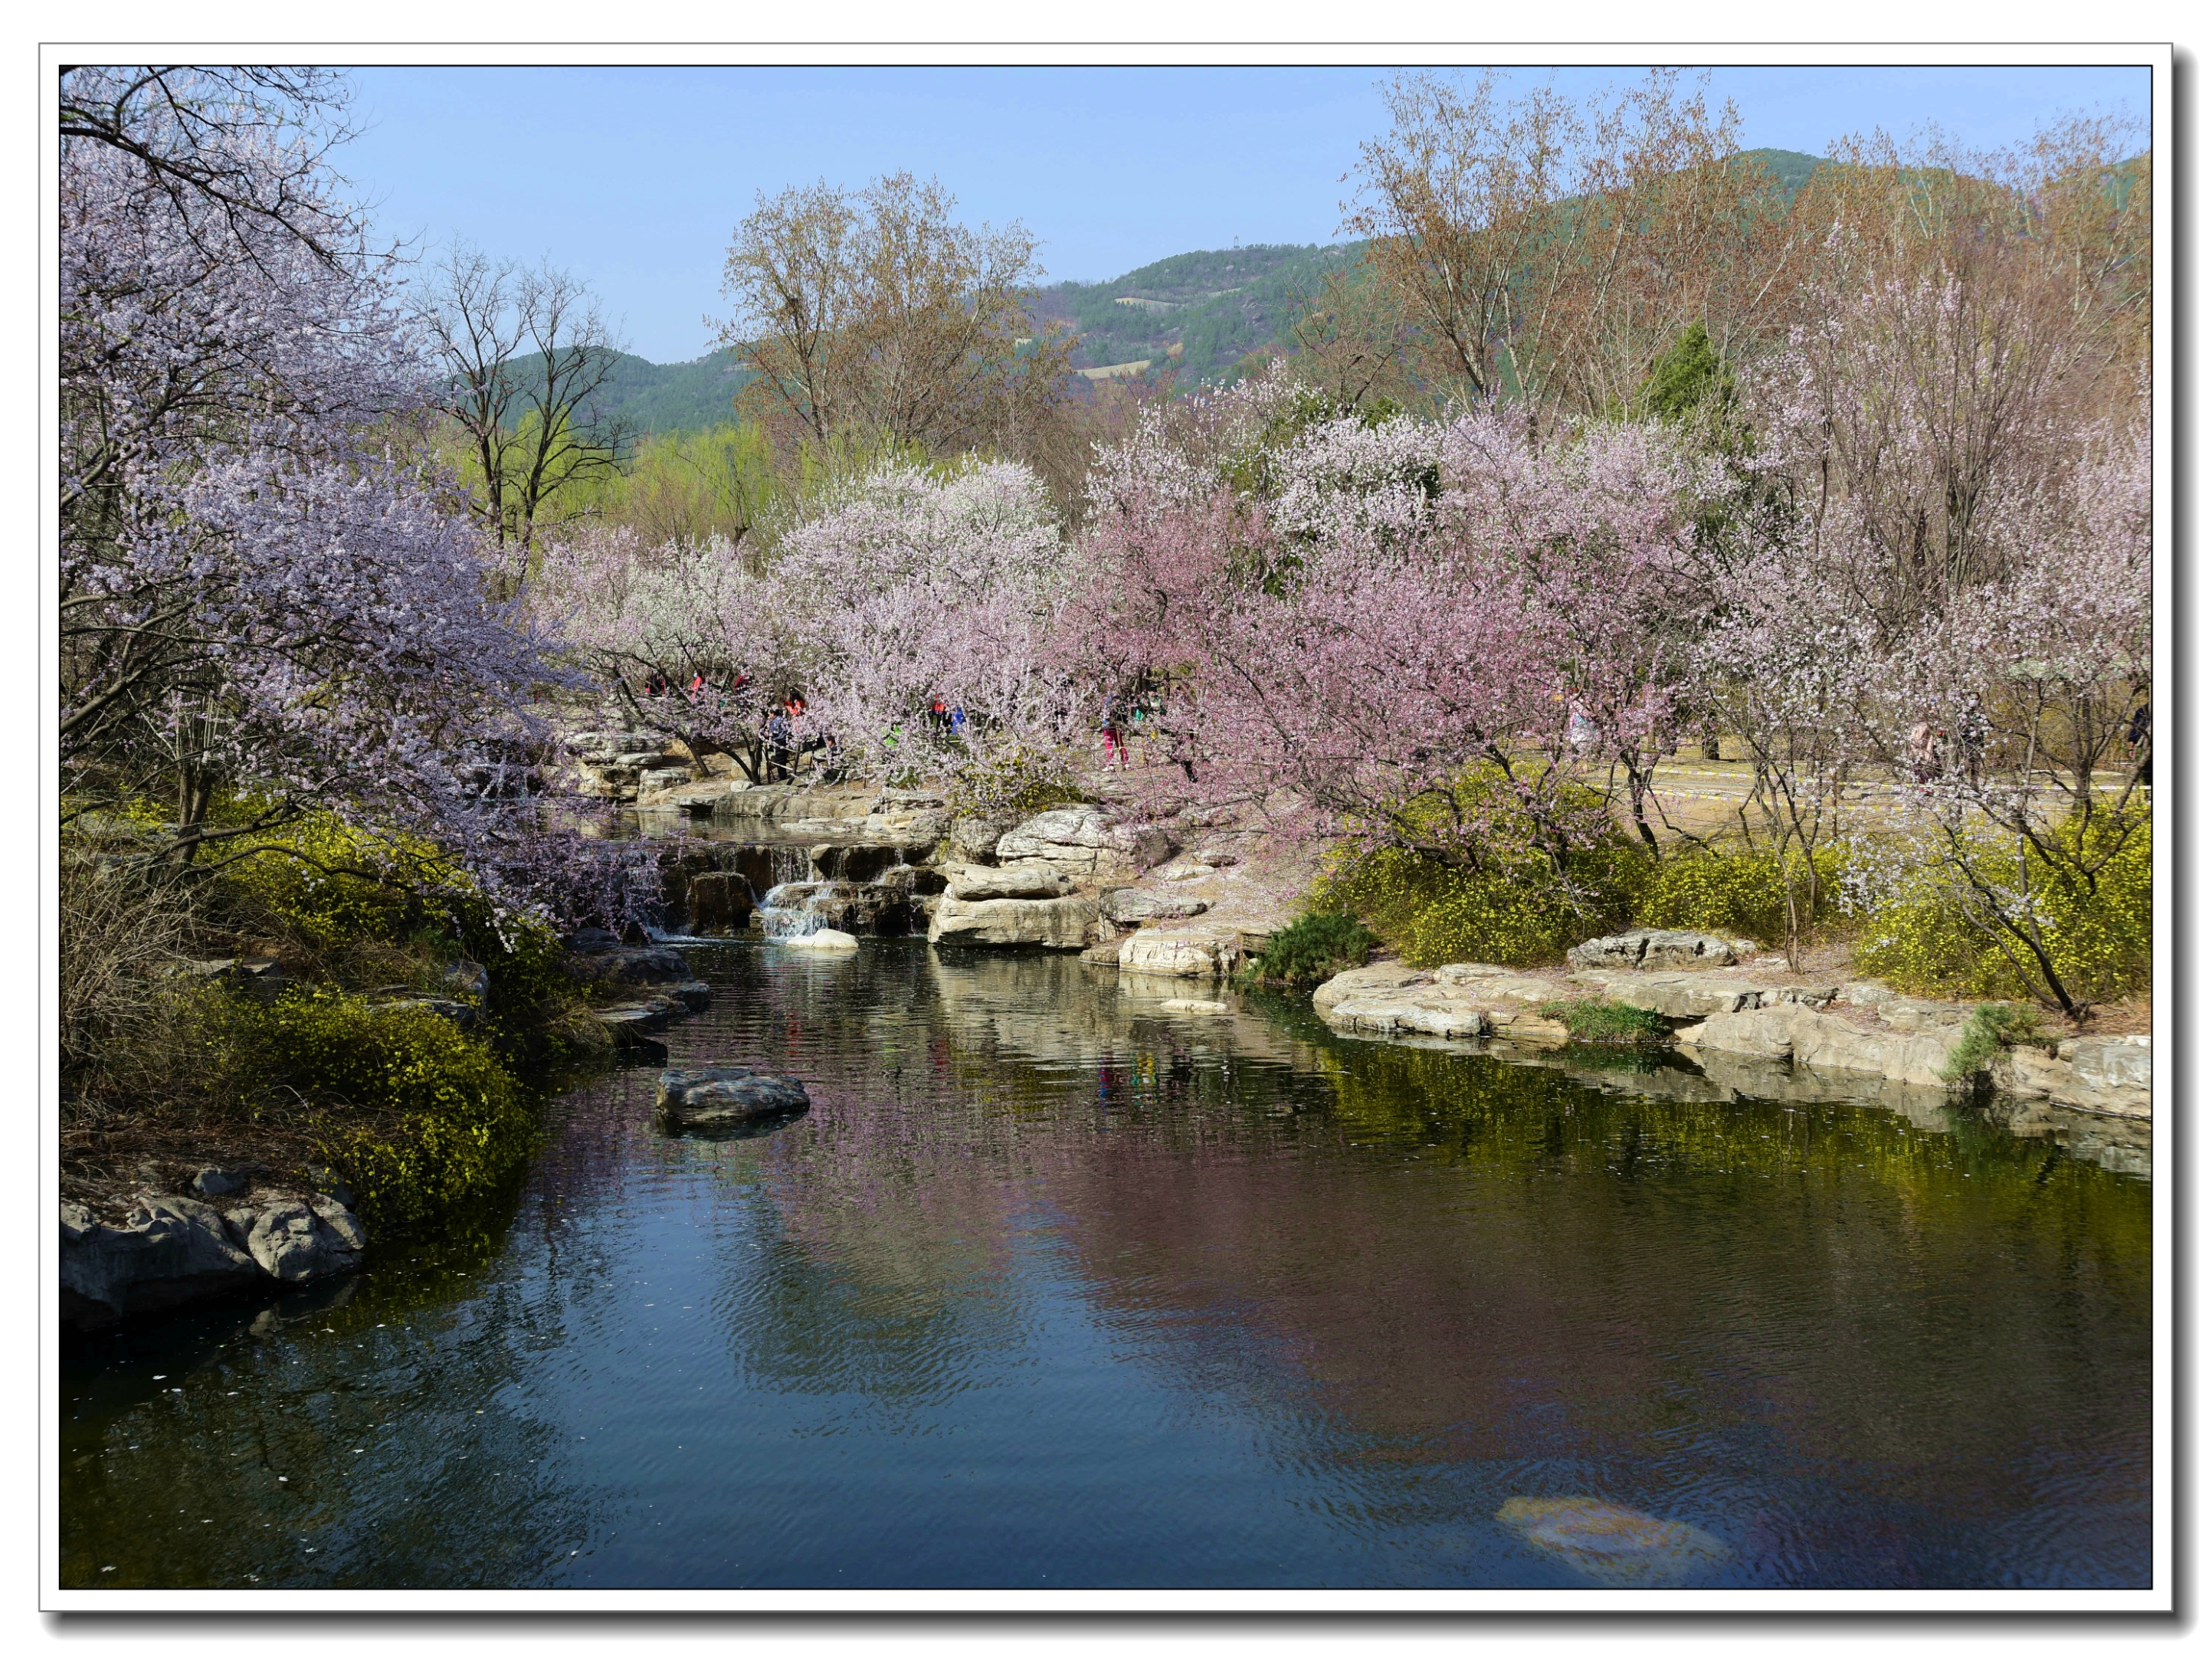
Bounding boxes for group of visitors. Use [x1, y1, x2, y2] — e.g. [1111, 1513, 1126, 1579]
[1100, 681, 1167, 768]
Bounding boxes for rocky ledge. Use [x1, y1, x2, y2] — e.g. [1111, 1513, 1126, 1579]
[63, 1184, 367, 1333]
[562, 926, 713, 1053]
[1312, 931, 2152, 1121]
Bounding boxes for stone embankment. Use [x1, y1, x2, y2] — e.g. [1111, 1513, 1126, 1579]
[1312, 928, 2151, 1122]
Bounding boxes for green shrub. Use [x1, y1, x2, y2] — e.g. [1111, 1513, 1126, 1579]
[1634, 847, 1840, 946]
[218, 816, 450, 953]
[211, 813, 586, 1059]
[1316, 840, 1648, 969]
[1939, 1003, 2060, 1084]
[1245, 913, 1378, 985]
[1539, 999, 1673, 1045]
[1854, 816, 2151, 1008]
[211, 989, 537, 1231]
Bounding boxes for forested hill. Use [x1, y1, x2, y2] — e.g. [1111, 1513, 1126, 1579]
[564, 149, 1834, 434]
[569, 349, 752, 434]
[1029, 241, 1361, 383]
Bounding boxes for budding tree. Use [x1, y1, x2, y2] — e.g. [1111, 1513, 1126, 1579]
[715, 171, 1077, 455]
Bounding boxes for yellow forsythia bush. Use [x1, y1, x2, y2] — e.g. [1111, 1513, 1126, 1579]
[211, 989, 537, 1231]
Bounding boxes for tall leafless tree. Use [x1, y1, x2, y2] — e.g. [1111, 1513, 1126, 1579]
[424, 246, 633, 590]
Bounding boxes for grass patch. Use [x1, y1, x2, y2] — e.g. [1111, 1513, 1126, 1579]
[1538, 999, 1672, 1046]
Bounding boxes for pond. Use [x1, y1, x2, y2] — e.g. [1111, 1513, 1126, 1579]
[60, 941, 2152, 1591]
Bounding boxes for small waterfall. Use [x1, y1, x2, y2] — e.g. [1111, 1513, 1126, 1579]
[754, 880, 834, 937]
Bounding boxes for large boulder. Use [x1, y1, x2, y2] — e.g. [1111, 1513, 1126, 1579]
[995, 808, 1169, 877]
[1312, 961, 1430, 1016]
[1117, 929, 1242, 978]
[62, 1195, 263, 1327]
[943, 863, 1073, 901]
[225, 1197, 367, 1284]
[928, 893, 1097, 949]
[1100, 887, 1211, 925]
[1566, 929, 1758, 972]
[657, 1068, 811, 1126]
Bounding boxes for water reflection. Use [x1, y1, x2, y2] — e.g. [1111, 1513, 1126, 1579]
[62, 940, 2151, 1591]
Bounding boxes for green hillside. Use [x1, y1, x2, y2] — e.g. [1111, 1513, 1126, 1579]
[1031, 241, 1362, 384]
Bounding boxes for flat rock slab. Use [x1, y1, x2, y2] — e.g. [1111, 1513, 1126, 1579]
[1676, 1000, 1965, 1089]
[1312, 962, 1569, 1045]
[1100, 887, 1212, 925]
[657, 1068, 811, 1126]
[565, 944, 694, 987]
[1566, 929, 1758, 972]
[929, 894, 1096, 949]
[942, 863, 1073, 902]
[1566, 970, 1834, 1023]
[1157, 998, 1230, 1014]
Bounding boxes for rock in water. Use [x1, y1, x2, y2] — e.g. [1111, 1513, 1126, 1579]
[782, 928, 860, 950]
[928, 894, 1096, 949]
[1158, 999, 1230, 1014]
[1116, 930, 1242, 977]
[1496, 1496, 1730, 1587]
[656, 1068, 811, 1126]
[61, 1195, 262, 1326]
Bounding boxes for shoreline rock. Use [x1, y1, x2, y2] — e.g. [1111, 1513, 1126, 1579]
[62, 1186, 368, 1334]
[1309, 959, 2153, 1120]
[929, 893, 1096, 949]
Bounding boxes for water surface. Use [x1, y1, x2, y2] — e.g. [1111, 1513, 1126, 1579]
[61, 942, 2152, 1591]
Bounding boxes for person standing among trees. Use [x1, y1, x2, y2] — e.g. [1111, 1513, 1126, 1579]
[1955, 693, 1988, 787]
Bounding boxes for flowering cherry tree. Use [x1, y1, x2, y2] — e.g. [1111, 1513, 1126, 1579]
[59, 66, 644, 927]
[1069, 405, 1718, 876]
[768, 458, 1083, 779]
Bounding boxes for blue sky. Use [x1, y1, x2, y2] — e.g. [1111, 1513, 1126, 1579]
[341, 64, 2152, 364]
